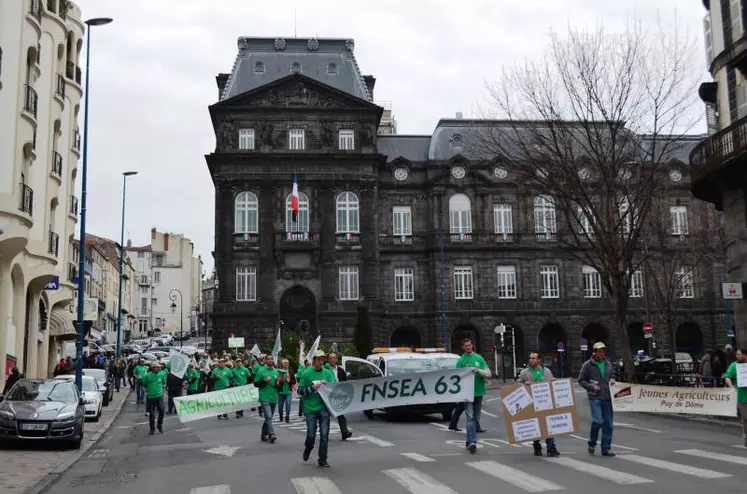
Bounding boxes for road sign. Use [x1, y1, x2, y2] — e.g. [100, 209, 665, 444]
[494, 324, 506, 335]
[722, 282, 743, 300]
[557, 341, 565, 353]
[580, 338, 588, 351]
[643, 322, 653, 339]
[44, 276, 60, 290]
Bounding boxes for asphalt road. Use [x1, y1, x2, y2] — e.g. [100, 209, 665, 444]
[42, 386, 746, 494]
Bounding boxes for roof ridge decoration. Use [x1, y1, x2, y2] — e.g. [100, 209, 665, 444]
[220, 39, 247, 101]
[345, 38, 372, 101]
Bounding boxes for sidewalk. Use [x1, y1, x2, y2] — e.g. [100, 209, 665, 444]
[0, 385, 131, 494]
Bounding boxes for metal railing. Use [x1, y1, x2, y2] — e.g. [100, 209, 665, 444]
[233, 232, 259, 247]
[56, 74, 66, 99]
[48, 231, 59, 257]
[335, 232, 361, 244]
[69, 195, 78, 216]
[19, 184, 33, 215]
[24, 85, 38, 118]
[690, 114, 747, 179]
[52, 151, 63, 177]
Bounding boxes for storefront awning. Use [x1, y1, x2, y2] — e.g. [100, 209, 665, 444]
[49, 309, 76, 337]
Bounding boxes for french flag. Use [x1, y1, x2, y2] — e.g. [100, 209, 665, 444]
[291, 175, 300, 222]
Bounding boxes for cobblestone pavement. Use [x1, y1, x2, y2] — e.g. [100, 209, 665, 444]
[0, 385, 131, 494]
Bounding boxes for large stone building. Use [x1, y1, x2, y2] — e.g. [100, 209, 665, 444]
[208, 37, 728, 375]
[691, 0, 746, 347]
[0, 0, 85, 387]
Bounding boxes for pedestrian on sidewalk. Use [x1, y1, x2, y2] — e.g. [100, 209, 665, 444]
[578, 342, 616, 457]
[255, 354, 281, 443]
[277, 358, 295, 423]
[298, 350, 335, 467]
[142, 362, 165, 435]
[456, 338, 491, 454]
[518, 351, 560, 457]
[724, 348, 747, 447]
[326, 352, 353, 440]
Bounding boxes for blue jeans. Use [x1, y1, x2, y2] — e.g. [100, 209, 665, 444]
[261, 402, 276, 437]
[136, 382, 145, 402]
[465, 396, 483, 446]
[304, 409, 330, 462]
[588, 399, 614, 452]
[278, 394, 292, 418]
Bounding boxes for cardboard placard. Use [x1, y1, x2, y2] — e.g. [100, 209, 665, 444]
[501, 378, 580, 443]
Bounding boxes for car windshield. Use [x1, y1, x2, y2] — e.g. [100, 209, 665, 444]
[433, 356, 460, 369]
[84, 369, 105, 380]
[6, 380, 77, 403]
[81, 379, 97, 392]
[387, 358, 441, 375]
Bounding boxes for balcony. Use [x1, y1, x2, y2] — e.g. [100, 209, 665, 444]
[710, 33, 747, 75]
[55, 74, 66, 100]
[448, 232, 473, 243]
[65, 62, 82, 85]
[48, 231, 60, 257]
[68, 263, 78, 284]
[51, 151, 63, 178]
[690, 115, 747, 210]
[69, 195, 79, 217]
[535, 231, 557, 242]
[233, 232, 259, 249]
[275, 232, 318, 250]
[19, 184, 33, 215]
[335, 232, 361, 247]
[137, 275, 150, 285]
[23, 85, 38, 119]
[379, 234, 427, 251]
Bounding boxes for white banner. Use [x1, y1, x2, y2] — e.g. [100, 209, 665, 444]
[169, 351, 190, 379]
[318, 368, 475, 418]
[173, 385, 260, 422]
[610, 383, 737, 417]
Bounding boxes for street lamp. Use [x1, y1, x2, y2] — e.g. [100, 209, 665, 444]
[75, 17, 113, 393]
[169, 289, 183, 348]
[115, 171, 137, 360]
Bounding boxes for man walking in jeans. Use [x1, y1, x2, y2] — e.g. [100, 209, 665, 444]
[578, 342, 615, 457]
[142, 362, 165, 435]
[724, 348, 747, 447]
[456, 338, 490, 454]
[298, 350, 335, 467]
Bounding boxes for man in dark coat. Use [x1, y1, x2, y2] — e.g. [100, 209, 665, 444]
[326, 352, 353, 440]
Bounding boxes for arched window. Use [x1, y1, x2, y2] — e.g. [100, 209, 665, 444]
[449, 193, 472, 234]
[234, 191, 258, 233]
[534, 196, 556, 234]
[335, 191, 359, 233]
[286, 191, 310, 233]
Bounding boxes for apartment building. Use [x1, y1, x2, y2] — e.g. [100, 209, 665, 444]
[0, 0, 85, 386]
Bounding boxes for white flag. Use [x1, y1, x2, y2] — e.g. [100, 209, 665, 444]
[299, 341, 306, 364]
[272, 328, 282, 358]
[250, 344, 261, 358]
[306, 335, 321, 361]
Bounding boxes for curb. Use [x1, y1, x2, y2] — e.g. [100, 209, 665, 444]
[25, 388, 132, 494]
[638, 411, 741, 428]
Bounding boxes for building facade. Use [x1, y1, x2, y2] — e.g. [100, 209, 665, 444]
[207, 37, 728, 376]
[126, 228, 202, 338]
[691, 0, 747, 347]
[0, 0, 84, 387]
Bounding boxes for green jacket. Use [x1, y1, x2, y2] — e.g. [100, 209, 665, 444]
[456, 352, 490, 397]
[232, 365, 251, 386]
[142, 370, 164, 399]
[298, 365, 336, 413]
[186, 368, 201, 391]
[254, 365, 280, 404]
[211, 367, 233, 390]
[133, 364, 148, 380]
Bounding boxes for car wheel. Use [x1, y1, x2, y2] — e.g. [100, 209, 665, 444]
[92, 411, 100, 422]
[103, 393, 109, 407]
[69, 426, 83, 450]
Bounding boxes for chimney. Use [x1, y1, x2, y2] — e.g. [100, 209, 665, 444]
[363, 75, 376, 100]
[216, 73, 230, 99]
[151, 227, 157, 240]
[455, 111, 463, 119]
[164, 233, 169, 251]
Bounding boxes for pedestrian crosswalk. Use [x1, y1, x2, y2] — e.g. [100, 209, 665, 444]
[188, 446, 746, 493]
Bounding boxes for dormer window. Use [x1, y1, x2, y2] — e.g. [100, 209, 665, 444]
[253, 61, 265, 74]
[238, 128, 255, 150]
[290, 62, 301, 73]
[339, 130, 354, 150]
[327, 62, 338, 75]
[289, 129, 305, 150]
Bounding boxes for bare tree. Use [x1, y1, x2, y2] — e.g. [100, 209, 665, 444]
[474, 19, 701, 374]
[643, 191, 726, 372]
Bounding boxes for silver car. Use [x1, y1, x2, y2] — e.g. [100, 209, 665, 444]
[0, 379, 86, 449]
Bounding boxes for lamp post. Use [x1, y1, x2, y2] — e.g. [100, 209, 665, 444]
[75, 17, 113, 393]
[115, 171, 137, 360]
[169, 289, 183, 348]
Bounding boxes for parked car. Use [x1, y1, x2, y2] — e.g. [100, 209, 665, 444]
[83, 368, 114, 406]
[55, 375, 102, 422]
[0, 378, 86, 449]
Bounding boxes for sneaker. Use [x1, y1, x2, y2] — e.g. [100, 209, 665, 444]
[303, 446, 312, 462]
[588, 447, 595, 455]
[285, 417, 290, 424]
[157, 426, 163, 434]
[468, 443, 477, 454]
[547, 448, 560, 457]
[269, 435, 277, 444]
[261, 435, 269, 442]
[477, 428, 487, 433]
[342, 431, 353, 440]
[601, 451, 616, 457]
[448, 427, 462, 432]
[148, 430, 155, 435]
[533, 444, 543, 457]
[317, 460, 330, 467]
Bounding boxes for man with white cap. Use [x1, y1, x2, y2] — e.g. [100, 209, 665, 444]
[578, 341, 616, 457]
[297, 350, 336, 467]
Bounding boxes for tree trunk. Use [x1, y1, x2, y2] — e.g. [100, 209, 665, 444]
[613, 294, 634, 380]
[667, 318, 677, 379]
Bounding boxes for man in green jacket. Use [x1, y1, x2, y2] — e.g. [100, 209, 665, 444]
[456, 338, 491, 454]
[255, 355, 281, 443]
[186, 364, 201, 395]
[298, 350, 336, 467]
[142, 362, 165, 435]
[232, 360, 251, 418]
[724, 348, 747, 447]
[133, 360, 148, 404]
[211, 359, 233, 419]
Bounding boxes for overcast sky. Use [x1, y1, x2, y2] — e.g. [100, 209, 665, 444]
[72, 0, 708, 275]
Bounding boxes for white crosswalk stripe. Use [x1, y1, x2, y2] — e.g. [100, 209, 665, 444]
[467, 460, 565, 492]
[544, 457, 653, 484]
[568, 434, 639, 451]
[291, 477, 342, 494]
[383, 468, 458, 494]
[617, 454, 732, 478]
[675, 449, 747, 465]
[400, 452, 436, 462]
[189, 486, 231, 494]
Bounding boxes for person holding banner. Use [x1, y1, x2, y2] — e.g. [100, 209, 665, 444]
[232, 359, 252, 418]
[326, 352, 353, 441]
[298, 350, 336, 467]
[277, 359, 296, 423]
[578, 342, 616, 457]
[518, 352, 560, 457]
[456, 338, 491, 454]
[254, 355, 280, 443]
[724, 348, 747, 447]
[211, 359, 234, 420]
